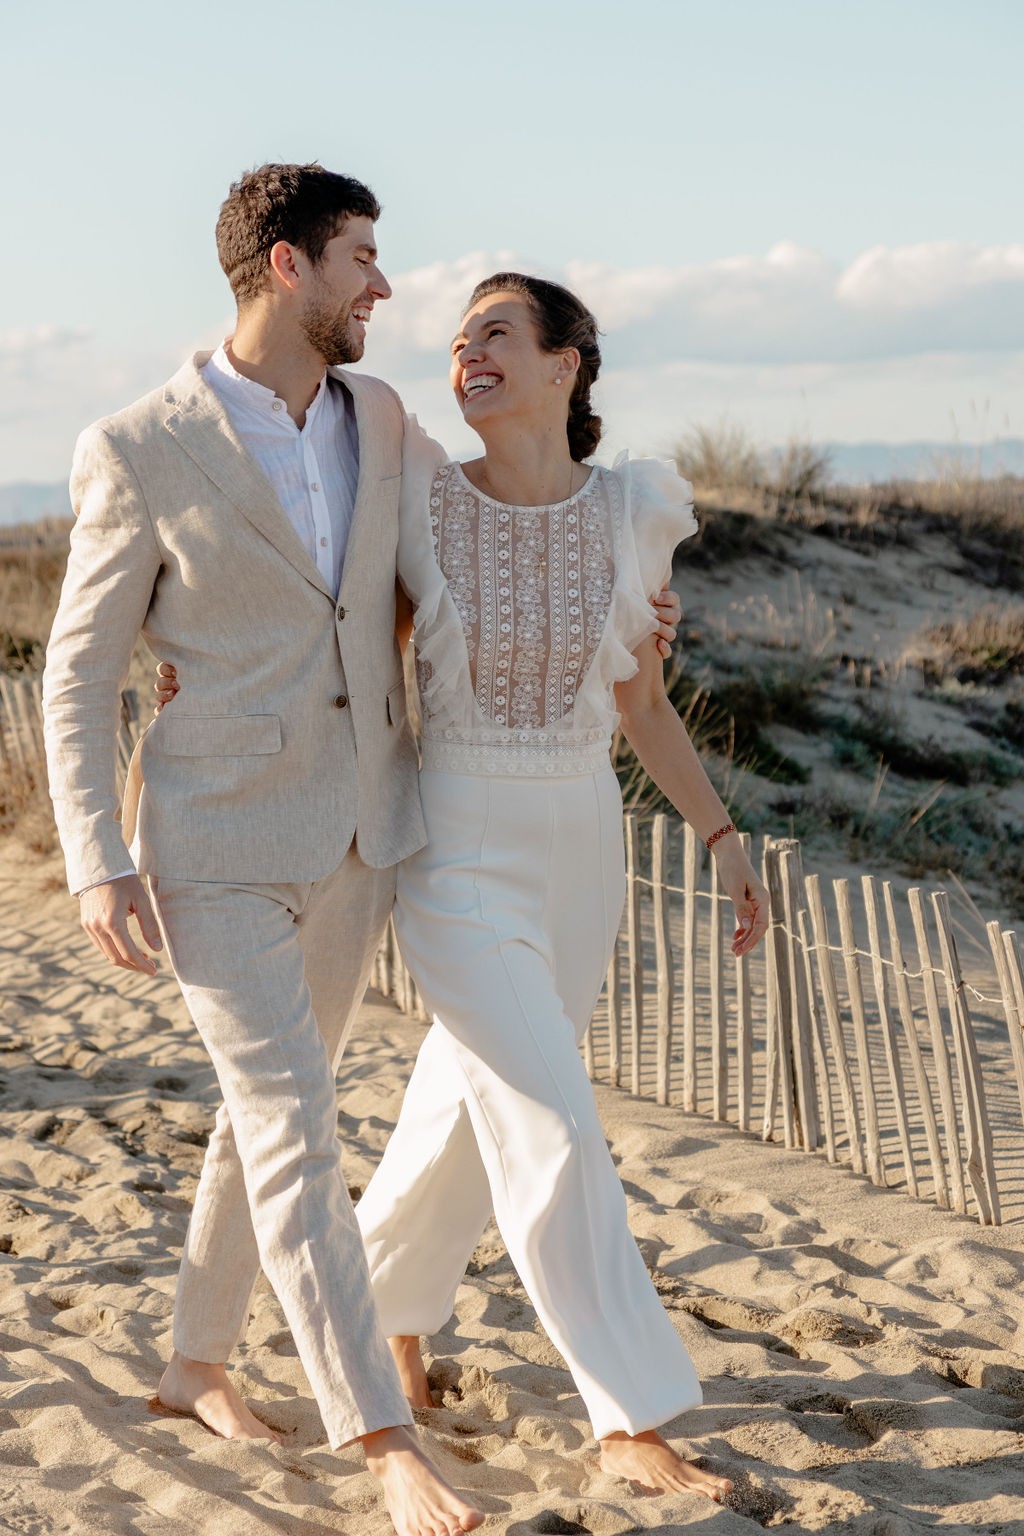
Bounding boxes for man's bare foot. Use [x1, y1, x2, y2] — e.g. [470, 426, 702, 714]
[157, 1351, 283, 1442]
[599, 1429, 731, 1500]
[389, 1335, 434, 1410]
[363, 1424, 484, 1536]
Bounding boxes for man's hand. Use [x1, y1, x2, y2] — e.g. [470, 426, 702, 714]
[652, 588, 682, 659]
[80, 875, 163, 975]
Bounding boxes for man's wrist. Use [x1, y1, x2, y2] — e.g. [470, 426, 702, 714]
[76, 870, 136, 898]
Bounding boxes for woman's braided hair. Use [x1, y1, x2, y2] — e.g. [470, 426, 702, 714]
[465, 272, 603, 460]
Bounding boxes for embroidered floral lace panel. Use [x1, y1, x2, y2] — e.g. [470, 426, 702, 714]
[425, 463, 618, 730]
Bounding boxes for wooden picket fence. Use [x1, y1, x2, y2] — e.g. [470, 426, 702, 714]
[0, 672, 141, 790]
[5, 671, 1022, 1225]
[377, 814, 1024, 1229]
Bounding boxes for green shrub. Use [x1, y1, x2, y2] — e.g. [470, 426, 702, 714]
[831, 701, 1017, 786]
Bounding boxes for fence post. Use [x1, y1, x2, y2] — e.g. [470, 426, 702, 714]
[652, 814, 674, 1107]
[764, 845, 797, 1149]
[884, 882, 948, 1208]
[798, 907, 836, 1162]
[862, 876, 917, 1196]
[410, 976, 430, 1025]
[780, 844, 820, 1151]
[762, 840, 781, 1142]
[995, 928, 1024, 1132]
[805, 874, 863, 1174]
[709, 850, 727, 1120]
[378, 916, 395, 999]
[626, 815, 645, 1097]
[681, 821, 699, 1112]
[907, 888, 966, 1216]
[735, 832, 753, 1132]
[0, 676, 28, 772]
[607, 940, 622, 1089]
[116, 688, 142, 779]
[834, 878, 886, 1186]
[932, 892, 1000, 1225]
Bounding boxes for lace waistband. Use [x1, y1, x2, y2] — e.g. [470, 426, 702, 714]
[420, 728, 612, 778]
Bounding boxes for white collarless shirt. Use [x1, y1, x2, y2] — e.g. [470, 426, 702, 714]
[201, 342, 360, 597]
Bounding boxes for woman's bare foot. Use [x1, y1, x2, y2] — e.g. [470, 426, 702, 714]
[599, 1429, 731, 1500]
[389, 1335, 434, 1410]
[362, 1424, 484, 1535]
[156, 1351, 283, 1442]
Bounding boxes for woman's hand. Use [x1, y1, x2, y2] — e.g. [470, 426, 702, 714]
[714, 837, 770, 956]
[651, 588, 681, 658]
[153, 661, 179, 715]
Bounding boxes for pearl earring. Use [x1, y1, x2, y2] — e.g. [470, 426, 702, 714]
[554, 377, 562, 385]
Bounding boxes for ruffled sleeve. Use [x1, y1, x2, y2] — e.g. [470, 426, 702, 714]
[611, 452, 697, 660]
[619, 453, 697, 595]
[397, 416, 449, 600]
[396, 420, 474, 729]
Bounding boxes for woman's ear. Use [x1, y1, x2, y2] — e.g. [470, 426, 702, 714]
[560, 347, 581, 382]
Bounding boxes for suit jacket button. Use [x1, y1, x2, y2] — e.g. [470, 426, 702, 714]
[334, 694, 348, 709]
[336, 605, 346, 620]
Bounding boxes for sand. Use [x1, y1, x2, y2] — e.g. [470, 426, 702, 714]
[1, 843, 1023, 1536]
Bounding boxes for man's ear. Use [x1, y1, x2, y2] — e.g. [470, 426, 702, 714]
[268, 240, 303, 294]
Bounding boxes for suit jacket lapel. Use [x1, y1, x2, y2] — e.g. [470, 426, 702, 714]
[334, 368, 395, 603]
[162, 353, 333, 599]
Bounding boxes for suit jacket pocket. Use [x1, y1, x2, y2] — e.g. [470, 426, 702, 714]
[386, 683, 406, 728]
[153, 714, 282, 756]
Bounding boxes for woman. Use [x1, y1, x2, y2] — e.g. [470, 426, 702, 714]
[160, 273, 769, 1503]
[356, 270, 772, 1506]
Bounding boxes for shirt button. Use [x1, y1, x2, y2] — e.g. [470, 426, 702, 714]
[272, 401, 283, 411]
[336, 605, 346, 620]
[334, 694, 348, 709]
[311, 482, 319, 492]
[320, 536, 328, 547]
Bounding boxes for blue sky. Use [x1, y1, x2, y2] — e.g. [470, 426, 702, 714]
[2, 0, 1022, 478]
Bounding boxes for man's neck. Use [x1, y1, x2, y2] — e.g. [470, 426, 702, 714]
[226, 311, 326, 429]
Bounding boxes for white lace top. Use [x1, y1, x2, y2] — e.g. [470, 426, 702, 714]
[398, 422, 698, 777]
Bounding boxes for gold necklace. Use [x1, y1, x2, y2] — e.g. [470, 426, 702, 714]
[477, 460, 576, 507]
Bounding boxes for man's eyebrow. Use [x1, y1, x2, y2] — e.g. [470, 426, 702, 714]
[355, 242, 378, 259]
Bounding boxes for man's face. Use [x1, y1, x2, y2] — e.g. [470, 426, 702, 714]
[299, 215, 392, 365]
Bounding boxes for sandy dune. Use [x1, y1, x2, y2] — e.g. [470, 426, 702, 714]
[1, 844, 1023, 1535]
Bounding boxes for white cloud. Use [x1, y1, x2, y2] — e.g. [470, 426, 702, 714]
[367, 250, 518, 377]
[4, 241, 1021, 479]
[0, 324, 92, 357]
[0, 334, 182, 472]
[391, 349, 1024, 465]
[837, 241, 1024, 309]
[373, 238, 1024, 369]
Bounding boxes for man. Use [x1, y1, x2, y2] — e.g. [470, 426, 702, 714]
[43, 162, 483, 1536]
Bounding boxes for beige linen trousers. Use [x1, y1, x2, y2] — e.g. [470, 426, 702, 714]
[43, 356, 425, 1445]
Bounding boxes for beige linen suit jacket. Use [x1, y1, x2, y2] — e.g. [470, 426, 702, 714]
[43, 353, 425, 895]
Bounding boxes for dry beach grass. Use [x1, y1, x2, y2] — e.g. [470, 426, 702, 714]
[2, 454, 1024, 1531]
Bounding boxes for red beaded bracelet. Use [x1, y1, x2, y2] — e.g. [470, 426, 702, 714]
[705, 821, 737, 850]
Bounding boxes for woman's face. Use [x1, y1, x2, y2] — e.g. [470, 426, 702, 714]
[449, 293, 570, 429]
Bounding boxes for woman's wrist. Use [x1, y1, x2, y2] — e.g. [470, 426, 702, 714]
[704, 821, 738, 853]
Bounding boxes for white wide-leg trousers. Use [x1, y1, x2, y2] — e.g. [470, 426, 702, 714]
[149, 843, 410, 1447]
[356, 766, 701, 1440]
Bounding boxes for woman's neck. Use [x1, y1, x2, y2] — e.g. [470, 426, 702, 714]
[464, 421, 578, 507]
